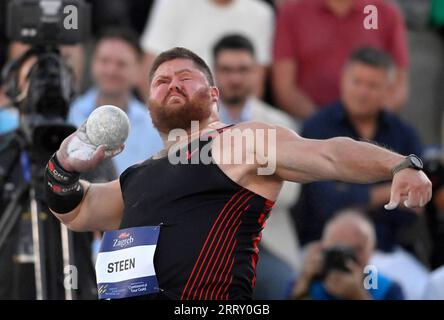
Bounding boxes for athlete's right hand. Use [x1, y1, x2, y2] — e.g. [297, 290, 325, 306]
[56, 122, 124, 173]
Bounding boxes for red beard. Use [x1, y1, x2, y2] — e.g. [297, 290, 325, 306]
[148, 87, 212, 133]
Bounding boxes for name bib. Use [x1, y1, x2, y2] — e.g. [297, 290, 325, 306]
[95, 226, 160, 299]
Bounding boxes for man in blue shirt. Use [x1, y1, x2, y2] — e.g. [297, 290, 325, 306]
[69, 28, 163, 174]
[292, 210, 405, 300]
[292, 47, 423, 254]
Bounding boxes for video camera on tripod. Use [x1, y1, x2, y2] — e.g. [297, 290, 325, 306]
[0, 0, 91, 300]
[2, 0, 91, 153]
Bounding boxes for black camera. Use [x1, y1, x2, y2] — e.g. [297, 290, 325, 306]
[20, 50, 77, 154]
[0, 1, 93, 299]
[7, 0, 91, 45]
[3, 0, 91, 154]
[317, 246, 357, 280]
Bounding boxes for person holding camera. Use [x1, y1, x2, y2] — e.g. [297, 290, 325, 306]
[292, 209, 405, 300]
[0, 45, 116, 300]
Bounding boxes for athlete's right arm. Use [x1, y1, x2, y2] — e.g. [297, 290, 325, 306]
[46, 122, 125, 232]
[52, 179, 124, 232]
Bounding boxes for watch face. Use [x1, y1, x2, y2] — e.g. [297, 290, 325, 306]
[410, 156, 423, 168]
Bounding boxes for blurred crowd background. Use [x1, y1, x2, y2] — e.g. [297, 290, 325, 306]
[0, 0, 444, 300]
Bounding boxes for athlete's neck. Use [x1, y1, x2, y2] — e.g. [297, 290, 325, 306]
[158, 112, 226, 152]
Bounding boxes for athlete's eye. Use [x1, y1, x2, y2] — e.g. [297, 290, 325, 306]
[155, 79, 169, 86]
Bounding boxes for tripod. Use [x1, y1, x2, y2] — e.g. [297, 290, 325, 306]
[0, 43, 84, 299]
[0, 127, 76, 300]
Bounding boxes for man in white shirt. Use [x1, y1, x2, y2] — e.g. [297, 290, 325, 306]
[213, 34, 300, 299]
[138, 0, 274, 100]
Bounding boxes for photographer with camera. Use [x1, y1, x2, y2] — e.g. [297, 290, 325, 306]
[0, 0, 118, 299]
[0, 38, 119, 298]
[292, 209, 405, 300]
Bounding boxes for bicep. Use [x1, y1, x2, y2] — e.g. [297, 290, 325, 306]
[57, 179, 124, 232]
[274, 128, 336, 183]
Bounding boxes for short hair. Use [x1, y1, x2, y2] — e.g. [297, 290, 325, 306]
[212, 34, 256, 62]
[346, 47, 395, 73]
[95, 27, 143, 59]
[323, 208, 377, 250]
[149, 47, 215, 86]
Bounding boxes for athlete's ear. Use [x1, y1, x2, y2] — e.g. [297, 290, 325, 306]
[210, 86, 219, 103]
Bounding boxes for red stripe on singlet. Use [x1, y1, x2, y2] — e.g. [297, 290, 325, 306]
[180, 189, 250, 300]
[190, 193, 254, 300]
[198, 203, 251, 300]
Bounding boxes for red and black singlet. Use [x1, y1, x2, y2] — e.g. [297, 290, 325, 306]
[119, 127, 274, 300]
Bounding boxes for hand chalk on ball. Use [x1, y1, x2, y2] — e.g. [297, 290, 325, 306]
[86, 105, 130, 149]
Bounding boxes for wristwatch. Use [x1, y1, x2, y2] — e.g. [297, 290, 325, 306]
[391, 154, 423, 176]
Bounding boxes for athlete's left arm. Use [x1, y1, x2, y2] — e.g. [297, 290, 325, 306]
[254, 122, 432, 210]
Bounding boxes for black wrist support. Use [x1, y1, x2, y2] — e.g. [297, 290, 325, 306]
[45, 153, 84, 214]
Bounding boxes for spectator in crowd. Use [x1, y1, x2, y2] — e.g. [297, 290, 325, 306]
[213, 34, 296, 128]
[69, 28, 163, 175]
[272, 0, 409, 119]
[213, 34, 300, 299]
[422, 265, 444, 299]
[292, 209, 405, 300]
[139, 0, 274, 100]
[292, 47, 422, 251]
[291, 47, 429, 299]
